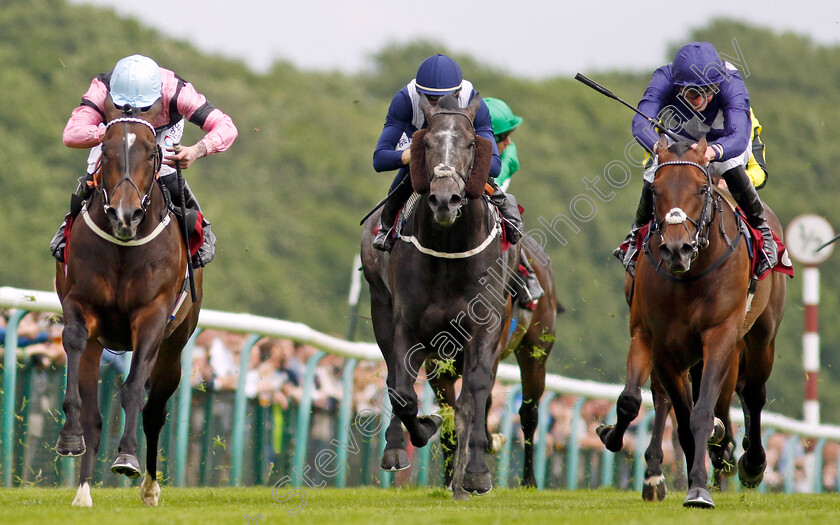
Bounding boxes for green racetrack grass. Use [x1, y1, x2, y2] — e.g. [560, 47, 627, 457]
[2, 486, 839, 524]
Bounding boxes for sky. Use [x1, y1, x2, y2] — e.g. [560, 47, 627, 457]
[70, 0, 840, 79]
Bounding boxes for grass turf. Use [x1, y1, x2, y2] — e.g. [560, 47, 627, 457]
[1, 486, 839, 524]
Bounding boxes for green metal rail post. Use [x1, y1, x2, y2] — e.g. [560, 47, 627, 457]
[292, 350, 326, 486]
[174, 329, 201, 486]
[599, 406, 617, 488]
[2, 309, 26, 486]
[334, 358, 358, 488]
[231, 333, 262, 486]
[565, 397, 586, 490]
[496, 384, 522, 488]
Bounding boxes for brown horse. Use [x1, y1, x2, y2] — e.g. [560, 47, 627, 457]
[361, 93, 510, 499]
[428, 238, 558, 488]
[54, 99, 202, 507]
[597, 137, 785, 508]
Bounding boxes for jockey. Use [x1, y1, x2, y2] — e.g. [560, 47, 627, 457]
[372, 54, 527, 254]
[615, 42, 777, 277]
[485, 97, 523, 192]
[485, 97, 544, 307]
[50, 54, 238, 268]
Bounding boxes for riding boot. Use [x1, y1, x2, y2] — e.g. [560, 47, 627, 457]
[722, 165, 778, 277]
[516, 250, 545, 309]
[161, 173, 216, 268]
[50, 173, 95, 263]
[373, 168, 412, 252]
[488, 178, 524, 245]
[614, 180, 654, 276]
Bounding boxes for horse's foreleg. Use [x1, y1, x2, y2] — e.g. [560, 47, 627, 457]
[72, 342, 103, 507]
[389, 327, 440, 448]
[457, 337, 498, 497]
[57, 304, 94, 457]
[113, 311, 168, 479]
[598, 332, 652, 452]
[682, 333, 740, 509]
[738, 338, 775, 488]
[139, 343, 181, 506]
[642, 375, 671, 502]
[514, 344, 547, 488]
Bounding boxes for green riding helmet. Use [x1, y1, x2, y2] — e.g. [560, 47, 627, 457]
[485, 97, 523, 136]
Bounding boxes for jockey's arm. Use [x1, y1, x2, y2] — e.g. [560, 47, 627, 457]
[63, 78, 109, 148]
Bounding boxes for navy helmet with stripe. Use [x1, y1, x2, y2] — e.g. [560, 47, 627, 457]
[672, 42, 727, 87]
[415, 54, 462, 96]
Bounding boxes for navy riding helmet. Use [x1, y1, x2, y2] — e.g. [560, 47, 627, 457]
[672, 42, 727, 87]
[415, 54, 463, 96]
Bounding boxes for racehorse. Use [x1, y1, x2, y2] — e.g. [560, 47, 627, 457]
[361, 93, 511, 499]
[54, 98, 202, 507]
[426, 239, 558, 488]
[597, 137, 786, 508]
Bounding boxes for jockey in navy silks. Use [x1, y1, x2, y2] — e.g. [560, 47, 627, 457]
[372, 54, 544, 306]
[615, 42, 777, 277]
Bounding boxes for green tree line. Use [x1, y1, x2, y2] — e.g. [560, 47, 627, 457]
[2, 0, 840, 422]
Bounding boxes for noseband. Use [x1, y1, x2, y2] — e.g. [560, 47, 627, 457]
[101, 117, 160, 215]
[650, 160, 716, 259]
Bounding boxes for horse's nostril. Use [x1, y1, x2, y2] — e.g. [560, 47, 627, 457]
[658, 244, 671, 259]
[449, 194, 462, 207]
[105, 207, 118, 222]
[680, 243, 695, 257]
[131, 209, 145, 225]
[428, 194, 439, 208]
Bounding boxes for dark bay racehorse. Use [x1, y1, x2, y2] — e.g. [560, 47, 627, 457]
[597, 137, 785, 508]
[54, 99, 202, 507]
[427, 239, 558, 488]
[361, 94, 511, 499]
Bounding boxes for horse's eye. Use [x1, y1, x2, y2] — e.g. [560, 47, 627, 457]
[468, 139, 476, 148]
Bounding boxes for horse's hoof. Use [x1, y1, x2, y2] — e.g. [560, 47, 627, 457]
[140, 472, 161, 506]
[710, 441, 736, 477]
[738, 455, 766, 488]
[111, 454, 141, 479]
[380, 448, 411, 471]
[642, 474, 667, 502]
[72, 481, 92, 507]
[452, 489, 471, 501]
[410, 415, 442, 448]
[683, 486, 715, 509]
[521, 475, 537, 489]
[708, 417, 725, 445]
[596, 425, 622, 452]
[56, 434, 86, 457]
[462, 470, 492, 495]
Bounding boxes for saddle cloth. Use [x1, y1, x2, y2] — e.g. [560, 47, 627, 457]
[619, 209, 794, 280]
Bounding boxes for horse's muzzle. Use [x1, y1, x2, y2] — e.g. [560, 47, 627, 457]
[106, 205, 145, 241]
[658, 240, 695, 273]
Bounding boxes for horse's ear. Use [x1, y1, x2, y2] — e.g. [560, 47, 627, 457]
[103, 94, 120, 122]
[419, 94, 436, 121]
[465, 135, 492, 199]
[464, 93, 481, 121]
[409, 129, 429, 194]
[694, 136, 708, 160]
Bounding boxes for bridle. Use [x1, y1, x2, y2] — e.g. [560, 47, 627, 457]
[646, 159, 743, 282]
[650, 160, 716, 258]
[426, 110, 477, 187]
[99, 117, 161, 217]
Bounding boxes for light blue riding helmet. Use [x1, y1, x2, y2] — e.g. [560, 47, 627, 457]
[415, 54, 462, 96]
[110, 55, 162, 108]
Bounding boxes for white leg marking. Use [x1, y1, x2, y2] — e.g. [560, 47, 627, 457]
[72, 481, 93, 507]
[140, 472, 161, 506]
